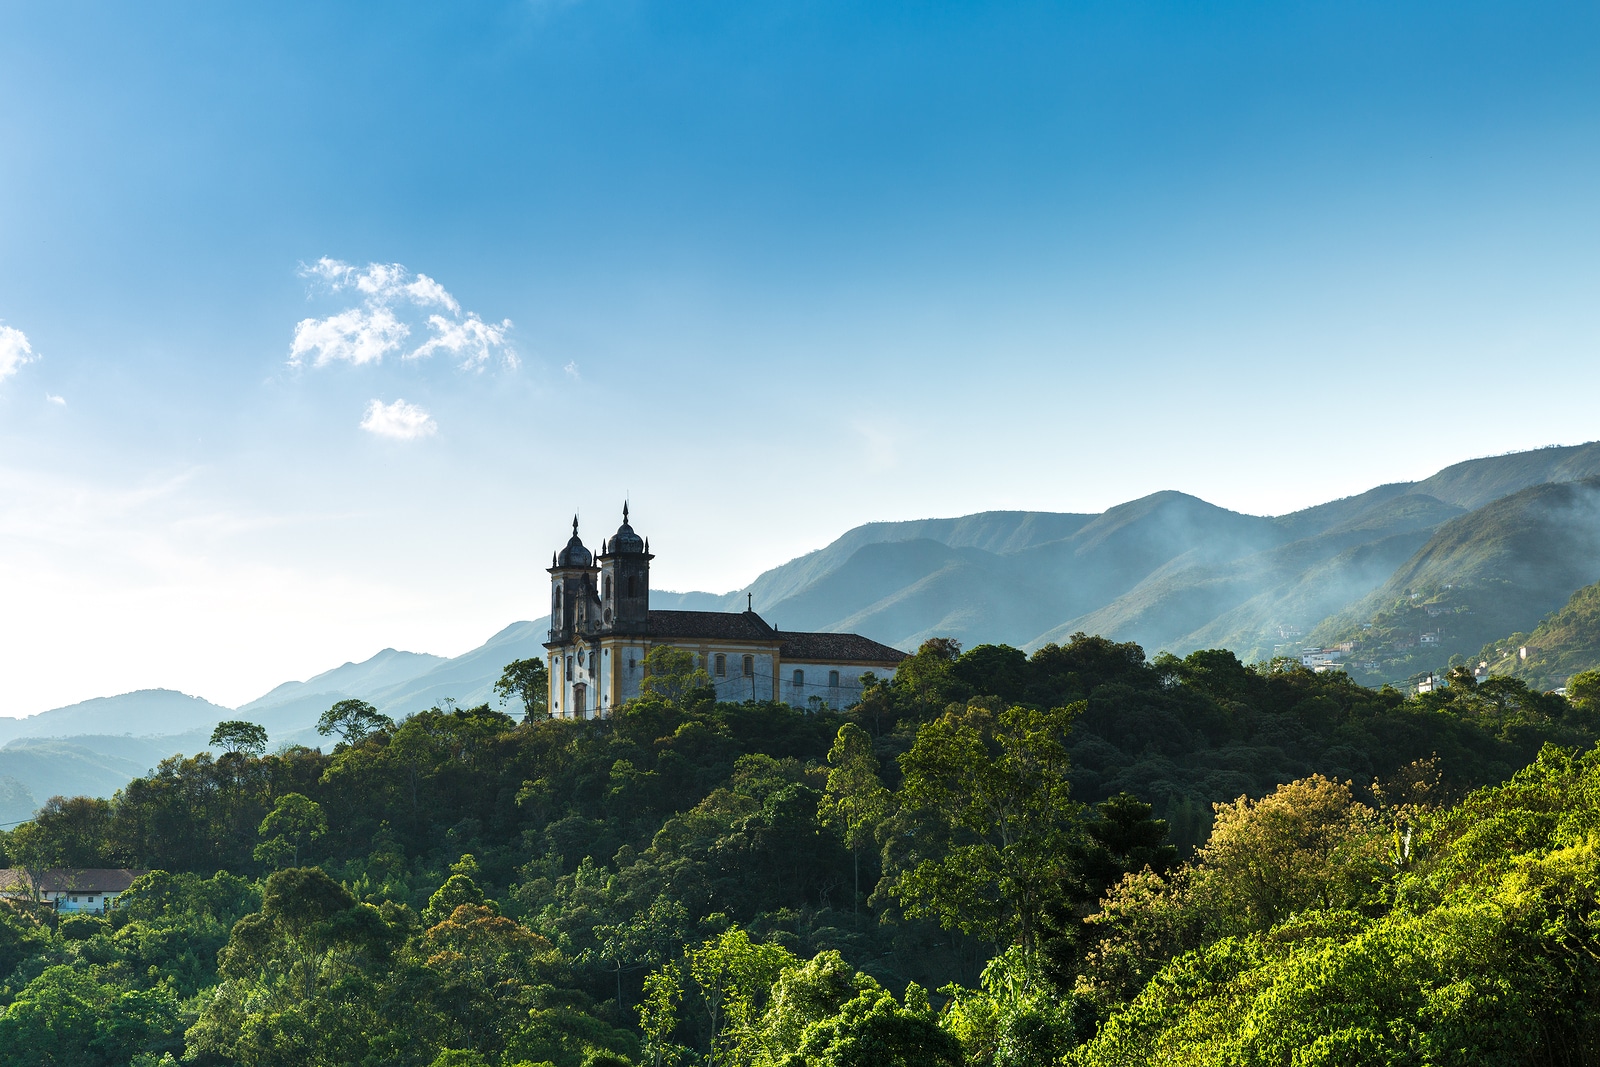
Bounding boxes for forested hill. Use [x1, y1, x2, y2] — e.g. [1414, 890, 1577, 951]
[649, 443, 1600, 686]
[1481, 577, 1600, 690]
[2, 635, 1598, 1065]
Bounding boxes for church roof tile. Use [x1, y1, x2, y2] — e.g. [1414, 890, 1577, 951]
[646, 610, 777, 641]
[777, 631, 908, 665]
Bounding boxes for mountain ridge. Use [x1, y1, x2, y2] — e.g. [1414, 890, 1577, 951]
[12, 440, 1600, 808]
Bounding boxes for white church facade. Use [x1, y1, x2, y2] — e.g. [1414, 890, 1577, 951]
[544, 509, 907, 719]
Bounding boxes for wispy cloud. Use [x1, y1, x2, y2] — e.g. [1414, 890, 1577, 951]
[360, 398, 438, 440]
[290, 259, 512, 369]
[46, 394, 65, 406]
[411, 313, 517, 369]
[0, 324, 37, 382]
[563, 360, 581, 381]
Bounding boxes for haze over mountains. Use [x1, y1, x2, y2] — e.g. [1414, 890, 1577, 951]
[7, 440, 1600, 816]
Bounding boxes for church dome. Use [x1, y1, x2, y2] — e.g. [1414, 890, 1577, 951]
[607, 503, 645, 555]
[556, 517, 592, 568]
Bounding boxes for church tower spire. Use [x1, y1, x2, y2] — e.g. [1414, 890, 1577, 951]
[598, 502, 652, 634]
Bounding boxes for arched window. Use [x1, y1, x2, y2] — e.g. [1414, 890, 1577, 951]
[714, 654, 727, 677]
[792, 669, 804, 688]
[627, 575, 637, 598]
[829, 670, 840, 688]
[742, 655, 754, 677]
[604, 577, 613, 600]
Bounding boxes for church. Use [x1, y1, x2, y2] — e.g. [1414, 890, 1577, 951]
[545, 508, 908, 719]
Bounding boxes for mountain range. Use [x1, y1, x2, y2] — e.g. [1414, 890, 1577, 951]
[8, 440, 1600, 815]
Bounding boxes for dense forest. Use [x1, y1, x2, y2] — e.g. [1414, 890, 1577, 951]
[3, 633, 1600, 1066]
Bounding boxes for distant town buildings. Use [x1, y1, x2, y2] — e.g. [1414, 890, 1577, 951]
[1300, 647, 1345, 671]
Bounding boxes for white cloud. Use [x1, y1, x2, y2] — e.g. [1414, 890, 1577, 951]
[0, 324, 37, 382]
[564, 360, 581, 381]
[404, 274, 460, 313]
[360, 398, 437, 440]
[291, 259, 508, 369]
[46, 394, 65, 406]
[411, 313, 516, 369]
[290, 307, 410, 367]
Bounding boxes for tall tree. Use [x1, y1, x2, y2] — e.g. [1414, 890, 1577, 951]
[494, 658, 549, 721]
[316, 699, 395, 745]
[892, 702, 1084, 958]
[819, 724, 890, 920]
[253, 793, 327, 869]
[209, 721, 268, 757]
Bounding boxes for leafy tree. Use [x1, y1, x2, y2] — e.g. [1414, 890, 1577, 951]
[188, 867, 401, 1065]
[7, 795, 118, 871]
[209, 720, 268, 757]
[892, 702, 1083, 957]
[785, 985, 961, 1067]
[819, 724, 890, 919]
[253, 792, 327, 869]
[1040, 793, 1177, 985]
[639, 960, 686, 1067]
[668, 928, 797, 1064]
[415, 903, 558, 1055]
[495, 658, 550, 721]
[755, 950, 883, 1059]
[596, 896, 691, 1011]
[1570, 668, 1600, 712]
[0, 965, 182, 1067]
[424, 856, 493, 926]
[1191, 774, 1386, 931]
[638, 646, 713, 706]
[316, 698, 395, 745]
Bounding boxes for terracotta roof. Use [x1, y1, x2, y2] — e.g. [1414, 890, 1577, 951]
[778, 631, 909, 665]
[0, 868, 148, 894]
[647, 610, 778, 641]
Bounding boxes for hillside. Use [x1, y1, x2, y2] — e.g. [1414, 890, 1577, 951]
[1481, 579, 1600, 690]
[674, 443, 1600, 672]
[0, 623, 550, 812]
[0, 689, 234, 745]
[1310, 477, 1600, 681]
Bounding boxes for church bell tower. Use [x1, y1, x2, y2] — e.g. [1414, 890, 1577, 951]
[548, 516, 597, 643]
[598, 503, 652, 635]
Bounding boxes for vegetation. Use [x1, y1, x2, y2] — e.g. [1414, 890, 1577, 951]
[1313, 476, 1600, 684]
[1481, 578, 1600, 690]
[1, 635, 1599, 1064]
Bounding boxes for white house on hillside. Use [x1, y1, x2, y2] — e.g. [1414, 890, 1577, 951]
[0, 868, 147, 914]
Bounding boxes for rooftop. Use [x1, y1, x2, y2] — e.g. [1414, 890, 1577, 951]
[0, 868, 149, 894]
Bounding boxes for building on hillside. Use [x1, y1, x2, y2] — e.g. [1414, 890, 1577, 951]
[544, 508, 908, 719]
[0, 868, 148, 914]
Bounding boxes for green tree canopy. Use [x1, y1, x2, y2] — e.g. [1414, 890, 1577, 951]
[494, 658, 550, 721]
[254, 793, 328, 869]
[209, 720, 268, 757]
[316, 698, 395, 745]
[638, 646, 713, 707]
[892, 702, 1084, 957]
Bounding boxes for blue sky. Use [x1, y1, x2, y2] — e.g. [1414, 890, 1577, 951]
[1, 1, 1598, 714]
